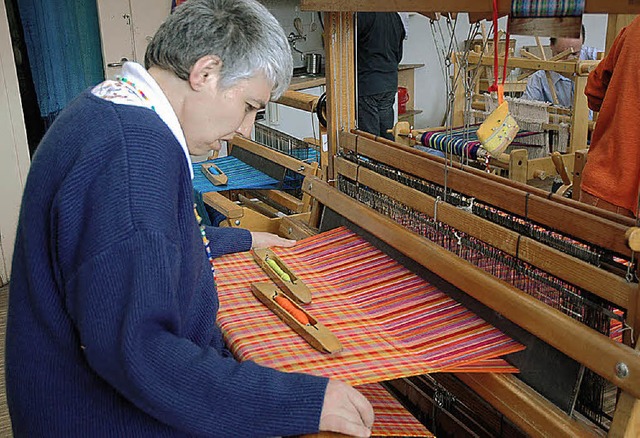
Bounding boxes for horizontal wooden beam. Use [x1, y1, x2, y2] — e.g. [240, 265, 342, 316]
[459, 374, 599, 437]
[275, 90, 318, 112]
[334, 156, 634, 309]
[343, 131, 633, 256]
[232, 136, 317, 174]
[301, 0, 640, 14]
[466, 52, 592, 75]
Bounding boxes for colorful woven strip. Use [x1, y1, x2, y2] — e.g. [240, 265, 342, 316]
[356, 383, 434, 437]
[420, 127, 482, 160]
[511, 0, 585, 17]
[420, 125, 541, 159]
[215, 227, 524, 386]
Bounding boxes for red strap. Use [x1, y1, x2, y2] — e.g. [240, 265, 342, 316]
[502, 20, 511, 87]
[488, 0, 510, 104]
[488, 0, 499, 93]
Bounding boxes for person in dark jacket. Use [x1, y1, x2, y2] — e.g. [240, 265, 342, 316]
[357, 12, 406, 140]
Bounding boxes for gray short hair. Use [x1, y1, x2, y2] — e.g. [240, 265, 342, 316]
[145, 0, 292, 99]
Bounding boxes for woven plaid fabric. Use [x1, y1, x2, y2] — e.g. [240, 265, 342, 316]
[215, 227, 524, 385]
[511, 0, 585, 17]
[355, 383, 434, 437]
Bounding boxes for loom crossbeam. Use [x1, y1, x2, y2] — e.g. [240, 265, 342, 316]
[346, 131, 634, 257]
[300, 0, 640, 14]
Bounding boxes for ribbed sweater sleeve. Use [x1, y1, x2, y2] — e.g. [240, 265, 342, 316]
[204, 226, 252, 258]
[64, 230, 327, 437]
[584, 28, 626, 112]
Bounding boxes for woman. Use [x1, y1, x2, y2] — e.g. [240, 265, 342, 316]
[5, 0, 373, 436]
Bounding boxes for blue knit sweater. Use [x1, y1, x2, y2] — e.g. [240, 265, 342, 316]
[5, 91, 328, 437]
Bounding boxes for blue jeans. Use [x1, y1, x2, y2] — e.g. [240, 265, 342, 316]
[358, 91, 396, 140]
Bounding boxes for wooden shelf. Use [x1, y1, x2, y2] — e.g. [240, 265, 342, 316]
[399, 109, 423, 121]
[398, 64, 424, 124]
[399, 63, 425, 71]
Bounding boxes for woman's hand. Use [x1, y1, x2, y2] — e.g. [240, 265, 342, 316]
[319, 380, 374, 437]
[250, 232, 296, 249]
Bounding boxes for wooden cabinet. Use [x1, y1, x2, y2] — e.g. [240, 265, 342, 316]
[96, 0, 171, 78]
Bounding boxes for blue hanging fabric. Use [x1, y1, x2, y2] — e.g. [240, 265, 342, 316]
[17, 0, 104, 123]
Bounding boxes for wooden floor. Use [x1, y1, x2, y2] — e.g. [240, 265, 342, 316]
[0, 283, 13, 437]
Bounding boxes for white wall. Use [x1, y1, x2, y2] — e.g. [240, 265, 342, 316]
[402, 13, 608, 128]
[262, 0, 325, 69]
[0, 0, 31, 284]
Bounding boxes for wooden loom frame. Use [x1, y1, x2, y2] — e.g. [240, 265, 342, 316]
[389, 32, 596, 185]
[298, 2, 640, 437]
[202, 135, 319, 235]
[452, 46, 595, 185]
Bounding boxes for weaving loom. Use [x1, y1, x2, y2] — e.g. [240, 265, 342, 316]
[296, 127, 638, 436]
[282, 2, 640, 436]
[387, 11, 597, 187]
[194, 130, 319, 231]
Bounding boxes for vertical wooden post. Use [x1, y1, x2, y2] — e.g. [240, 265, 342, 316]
[509, 149, 528, 184]
[324, 11, 355, 182]
[452, 52, 467, 127]
[606, 15, 637, 54]
[610, 233, 640, 437]
[571, 148, 588, 200]
[569, 75, 589, 154]
[609, 335, 640, 437]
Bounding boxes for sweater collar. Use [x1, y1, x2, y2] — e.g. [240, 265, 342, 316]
[92, 62, 194, 179]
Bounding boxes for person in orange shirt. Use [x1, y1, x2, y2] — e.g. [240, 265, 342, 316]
[579, 16, 640, 218]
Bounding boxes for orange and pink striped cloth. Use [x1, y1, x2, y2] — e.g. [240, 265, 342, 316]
[215, 227, 524, 383]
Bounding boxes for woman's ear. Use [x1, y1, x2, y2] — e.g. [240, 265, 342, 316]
[189, 55, 222, 90]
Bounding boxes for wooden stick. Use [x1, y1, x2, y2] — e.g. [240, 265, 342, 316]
[551, 152, 572, 185]
[536, 36, 560, 106]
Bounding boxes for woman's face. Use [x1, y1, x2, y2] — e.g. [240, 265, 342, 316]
[181, 71, 271, 156]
